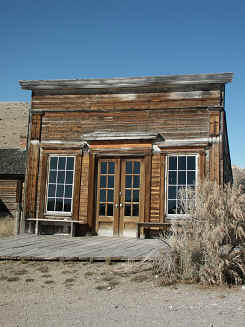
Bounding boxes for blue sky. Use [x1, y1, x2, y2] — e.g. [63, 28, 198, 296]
[0, 0, 244, 167]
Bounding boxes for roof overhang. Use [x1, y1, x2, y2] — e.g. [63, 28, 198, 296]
[19, 73, 233, 92]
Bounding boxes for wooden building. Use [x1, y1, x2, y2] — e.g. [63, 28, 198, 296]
[0, 149, 26, 233]
[19, 73, 233, 237]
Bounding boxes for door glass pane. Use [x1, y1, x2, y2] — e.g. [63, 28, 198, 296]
[108, 162, 115, 174]
[100, 175, 106, 188]
[100, 189, 106, 202]
[126, 175, 132, 188]
[133, 162, 140, 174]
[126, 161, 132, 174]
[66, 171, 73, 184]
[124, 204, 131, 216]
[133, 190, 139, 202]
[132, 204, 139, 216]
[99, 203, 105, 216]
[101, 162, 107, 174]
[108, 176, 114, 188]
[108, 190, 114, 202]
[133, 175, 140, 188]
[57, 171, 65, 184]
[125, 190, 131, 202]
[107, 203, 114, 216]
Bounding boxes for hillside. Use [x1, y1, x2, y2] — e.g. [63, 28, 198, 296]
[0, 102, 29, 148]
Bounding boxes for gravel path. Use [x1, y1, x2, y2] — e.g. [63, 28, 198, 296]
[0, 260, 245, 327]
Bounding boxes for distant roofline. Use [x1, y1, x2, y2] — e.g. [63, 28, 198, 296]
[19, 72, 233, 91]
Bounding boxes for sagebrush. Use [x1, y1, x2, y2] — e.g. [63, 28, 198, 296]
[153, 181, 245, 286]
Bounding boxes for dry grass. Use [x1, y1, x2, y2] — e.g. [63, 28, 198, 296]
[153, 180, 245, 286]
[0, 217, 15, 236]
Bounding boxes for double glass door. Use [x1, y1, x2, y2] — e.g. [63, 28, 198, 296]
[96, 158, 144, 236]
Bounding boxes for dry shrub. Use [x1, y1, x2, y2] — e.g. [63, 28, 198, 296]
[153, 180, 245, 286]
[0, 217, 15, 236]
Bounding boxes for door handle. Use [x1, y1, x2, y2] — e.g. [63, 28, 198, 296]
[114, 203, 118, 208]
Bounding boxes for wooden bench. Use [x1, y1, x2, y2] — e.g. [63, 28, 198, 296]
[26, 218, 81, 236]
[136, 222, 171, 239]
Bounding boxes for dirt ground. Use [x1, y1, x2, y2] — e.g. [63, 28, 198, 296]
[0, 260, 245, 327]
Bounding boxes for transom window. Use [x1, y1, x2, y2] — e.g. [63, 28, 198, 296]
[167, 155, 197, 215]
[46, 156, 75, 214]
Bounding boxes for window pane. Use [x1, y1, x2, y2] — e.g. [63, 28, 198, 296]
[125, 190, 131, 202]
[108, 190, 114, 202]
[49, 171, 57, 183]
[65, 185, 72, 198]
[58, 157, 66, 170]
[169, 171, 177, 185]
[178, 156, 186, 170]
[133, 190, 139, 202]
[187, 156, 196, 170]
[124, 204, 131, 216]
[100, 175, 106, 188]
[100, 189, 106, 202]
[50, 157, 58, 170]
[56, 184, 64, 197]
[168, 200, 177, 214]
[107, 204, 113, 216]
[187, 171, 196, 185]
[48, 184, 56, 197]
[169, 156, 177, 170]
[168, 186, 176, 199]
[126, 175, 132, 188]
[108, 162, 115, 174]
[66, 157, 74, 170]
[64, 199, 71, 212]
[55, 199, 63, 211]
[132, 204, 139, 216]
[101, 162, 107, 174]
[126, 161, 132, 174]
[47, 198, 55, 211]
[108, 176, 114, 188]
[133, 162, 140, 174]
[99, 204, 105, 216]
[66, 171, 73, 184]
[178, 171, 186, 185]
[133, 175, 140, 188]
[57, 171, 65, 184]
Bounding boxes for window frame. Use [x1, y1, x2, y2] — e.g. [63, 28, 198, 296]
[165, 153, 198, 219]
[45, 155, 76, 216]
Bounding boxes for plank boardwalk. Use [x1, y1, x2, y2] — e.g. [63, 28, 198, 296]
[0, 234, 164, 261]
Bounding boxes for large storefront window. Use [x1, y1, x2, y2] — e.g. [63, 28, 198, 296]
[167, 155, 197, 215]
[46, 156, 75, 214]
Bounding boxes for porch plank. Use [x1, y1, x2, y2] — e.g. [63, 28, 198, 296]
[0, 234, 163, 261]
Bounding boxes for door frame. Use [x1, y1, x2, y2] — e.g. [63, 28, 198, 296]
[94, 156, 149, 236]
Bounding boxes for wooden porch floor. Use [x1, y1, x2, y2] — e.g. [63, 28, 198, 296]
[0, 234, 164, 261]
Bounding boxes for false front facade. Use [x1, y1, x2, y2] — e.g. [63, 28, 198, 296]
[19, 73, 233, 236]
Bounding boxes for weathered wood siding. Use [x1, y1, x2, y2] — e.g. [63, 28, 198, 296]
[31, 90, 221, 111]
[0, 180, 20, 217]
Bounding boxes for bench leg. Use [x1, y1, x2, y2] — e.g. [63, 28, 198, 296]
[35, 220, 39, 235]
[137, 225, 141, 239]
